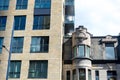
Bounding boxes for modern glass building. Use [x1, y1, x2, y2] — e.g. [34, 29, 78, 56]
[0, 0, 120, 80]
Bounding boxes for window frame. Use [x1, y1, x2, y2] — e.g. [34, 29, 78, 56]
[8, 61, 21, 78]
[73, 45, 90, 58]
[0, 16, 7, 31]
[0, 0, 9, 10]
[105, 43, 116, 60]
[33, 15, 50, 30]
[34, 0, 51, 9]
[16, 0, 28, 9]
[14, 16, 26, 30]
[12, 37, 24, 53]
[28, 60, 48, 78]
[30, 36, 49, 53]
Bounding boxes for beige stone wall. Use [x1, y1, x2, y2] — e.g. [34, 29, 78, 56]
[0, 0, 63, 80]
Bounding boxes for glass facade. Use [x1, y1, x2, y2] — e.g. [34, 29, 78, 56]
[14, 16, 26, 30]
[0, 0, 9, 10]
[16, 0, 28, 9]
[30, 36, 49, 53]
[0, 37, 4, 53]
[12, 37, 24, 53]
[35, 0, 51, 9]
[33, 15, 50, 30]
[0, 16, 7, 30]
[9, 61, 21, 78]
[105, 43, 115, 60]
[28, 60, 48, 78]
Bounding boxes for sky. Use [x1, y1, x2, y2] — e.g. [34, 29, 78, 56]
[75, 0, 120, 36]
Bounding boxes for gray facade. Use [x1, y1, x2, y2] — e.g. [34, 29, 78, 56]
[63, 26, 120, 80]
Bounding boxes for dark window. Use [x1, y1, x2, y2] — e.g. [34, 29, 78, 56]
[0, 16, 7, 30]
[28, 60, 48, 78]
[0, 37, 4, 53]
[0, 0, 9, 10]
[16, 0, 28, 9]
[107, 71, 117, 80]
[12, 37, 24, 53]
[35, 0, 51, 9]
[9, 61, 21, 78]
[105, 43, 115, 59]
[73, 69, 76, 80]
[79, 69, 86, 80]
[66, 71, 70, 80]
[33, 15, 50, 30]
[14, 16, 26, 30]
[95, 71, 99, 80]
[30, 36, 49, 53]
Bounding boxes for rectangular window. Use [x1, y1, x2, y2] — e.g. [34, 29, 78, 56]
[9, 61, 21, 78]
[73, 69, 76, 80]
[0, 37, 4, 53]
[16, 0, 28, 9]
[0, 16, 7, 30]
[33, 15, 50, 30]
[95, 71, 99, 80]
[78, 45, 84, 57]
[66, 71, 70, 80]
[88, 70, 91, 80]
[28, 60, 48, 78]
[79, 69, 86, 80]
[30, 36, 49, 53]
[107, 71, 117, 80]
[12, 37, 24, 53]
[14, 16, 26, 30]
[0, 0, 9, 10]
[35, 0, 51, 9]
[105, 43, 115, 59]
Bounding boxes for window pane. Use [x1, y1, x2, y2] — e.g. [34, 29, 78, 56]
[14, 16, 26, 30]
[12, 37, 24, 53]
[30, 36, 49, 53]
[79, 69, 86, 80]
[0, 0, 9, 10]
[107, 71, 117, 80]
[33, 15, 50, 30]
[9, 61, 21, 78]
[78, 45, 84, 57]
[66, 71, 70, 80]
[86, 46, 90, 58]
[0, 37, 4, 53]
[16, 0, 28, 9]
[35, 0, 51, 9]
[88, 70, 91, 80]
[0, 16, 7, 30]
[73, 69, 76, 80]
[105, 43, 115, 59]
[95, 71, 99, 80]
[28, 60, 48, 78]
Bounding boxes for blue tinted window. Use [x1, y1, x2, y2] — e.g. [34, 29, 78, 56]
[0, 0, 9, 10]
[0, 37, 4, 53]
[105, 43, 115, 59]
[0, 16, 7, 30]
[14, 16, 26, 30]
[9, 61, 21, 78]
[30, 36, 49, 53]
[33, 15, 50, 30]
[12, 37, 24, 53]
[16, 0, 28, 9]
[35, 0, 51, 9]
